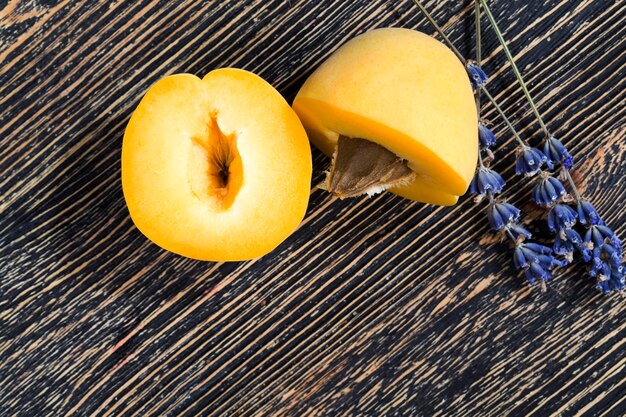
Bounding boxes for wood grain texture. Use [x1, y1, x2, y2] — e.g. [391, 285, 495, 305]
[1, 0, 625, 416]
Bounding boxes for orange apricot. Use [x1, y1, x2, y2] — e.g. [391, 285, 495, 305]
[293, 28, 477, 206]
[122, 69, 312, 261]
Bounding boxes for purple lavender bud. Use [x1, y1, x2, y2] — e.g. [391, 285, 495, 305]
[487, 202, 520, 230]
[524, 243, 552, 255]
[525, 262, 552, 285]
[547, 204, 577, 232]
[553, 228, 584, 263]
[514, 247, 528, 269]
[515, 146, 547, 176]
[576, 200, 603, 225]
[601, 243, 623, 267]
[588, 257, 605, 277]
[508, 223, 532, 240]
[552, 233, 573, 256]
[514, 242, 555, 269]
[592, 260, 625, 294]
[518, 249, 566, 285]
[515, 241, 565, 285]
[478, 122, 497, 148]
[543, 136, 574, 170]
[470, 166, 506, 195]
[531, 176, 567, 207]
[467, 63, 488, 89]
[585, 225, 622, 252]
[537, 253, 567, 269]
[596, 270, 625, 293]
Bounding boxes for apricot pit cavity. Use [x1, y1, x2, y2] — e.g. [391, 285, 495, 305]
[322, 135, 416, 199]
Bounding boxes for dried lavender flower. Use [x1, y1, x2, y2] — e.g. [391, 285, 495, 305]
[513, 242, 566, 285]
[515, 146, 547, 176]
[547, 204, 577, 232]
[508, 224, 533, 241]
[487, 202, 520, 230]
[586, 227, 624, 294]
[478, 122, 497, 148]
[553, 228, 585, 263]
[585, 224, 622, 254]
[467, 62, 488, 89]
[600, 243, 624, 266]
[576, 199, 603, 225]
[531, 175, 567, 207]
[543, 136, 574, 170]
[590, 258, 625, 293]
[470, 166, 506, 195]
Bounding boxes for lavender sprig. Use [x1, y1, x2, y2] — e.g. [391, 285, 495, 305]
[412, 0, 566, 290]
[478, 0, 624, 293]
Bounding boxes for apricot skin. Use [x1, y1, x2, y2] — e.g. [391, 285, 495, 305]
[122, 69, 312, 261]
[293, 28, 478, 206]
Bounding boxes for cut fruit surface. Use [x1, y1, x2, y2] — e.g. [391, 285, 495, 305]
[293, 28, 477, 206]
[122, 69, 312, 261]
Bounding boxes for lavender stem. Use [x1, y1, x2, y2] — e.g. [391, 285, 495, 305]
[478, 0, 551, 139]
[563, 168, 582, 202]
[480, 86, 527, 147]
[475, 1, 482, 119]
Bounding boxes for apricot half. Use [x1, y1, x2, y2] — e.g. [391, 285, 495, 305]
[293, 28, 477, 206]
[122, 69, 312, 261]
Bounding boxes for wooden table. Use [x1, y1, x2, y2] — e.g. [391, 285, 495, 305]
[1, 1, 624, 415]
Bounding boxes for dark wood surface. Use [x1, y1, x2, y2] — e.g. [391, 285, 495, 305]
[1, 0, 625, 416]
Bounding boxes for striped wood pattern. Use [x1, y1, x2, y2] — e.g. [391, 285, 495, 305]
[1, 0, 625, 416]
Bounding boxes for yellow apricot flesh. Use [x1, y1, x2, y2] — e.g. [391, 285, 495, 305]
[122, 69, 312, 261]
[293, 28, 477, 206]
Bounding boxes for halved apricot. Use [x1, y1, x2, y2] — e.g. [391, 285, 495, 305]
[293, 28, 477, 205]
[122, 69, 312, 261]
